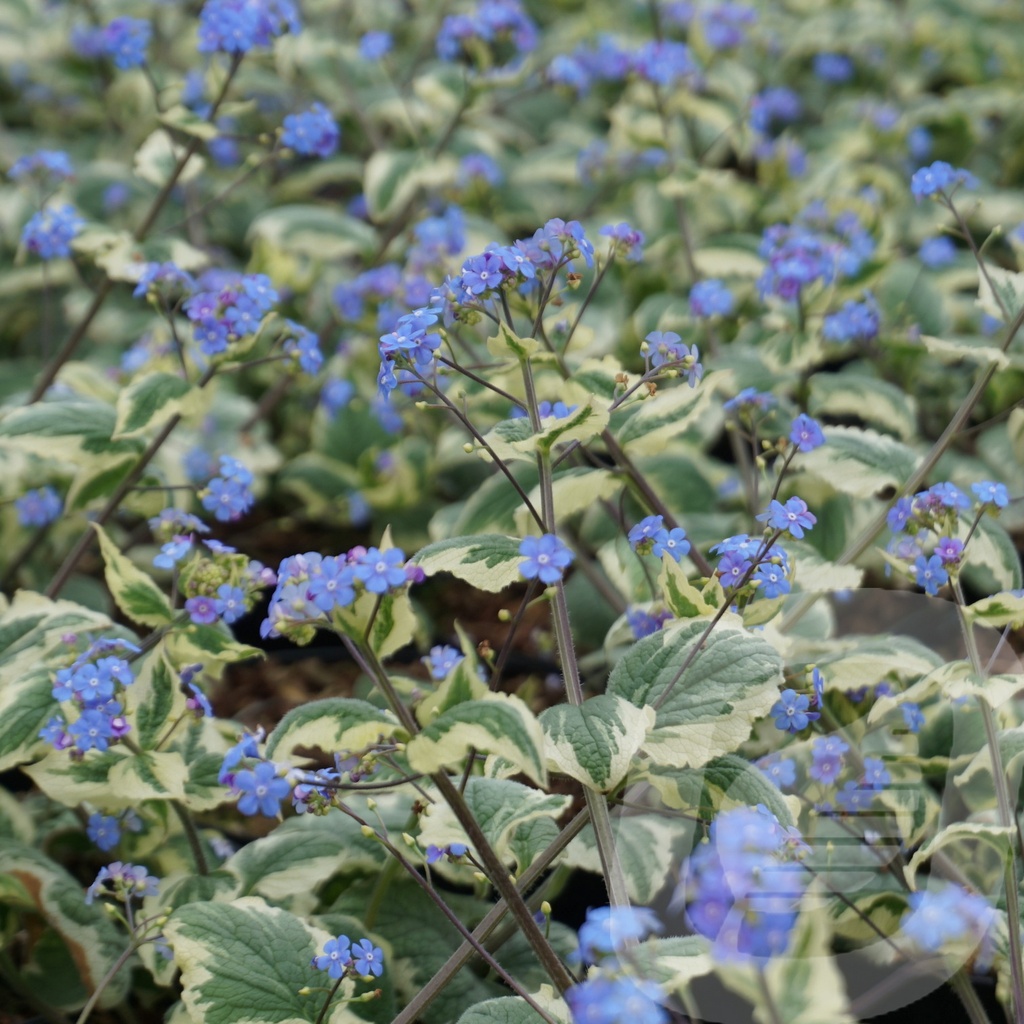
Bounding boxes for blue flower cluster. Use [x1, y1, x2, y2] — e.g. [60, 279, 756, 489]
[712, 526, 797, 601]
[314, 934, 385, 979]
[822, 294, 880, 344]
[40, 638, 141, 754]
[86, 861, 160, 905]
[885, 480, 1009, 595]
[424, 644, 465, 680]
[436, 0, 537, 72]
[281, 103, 339, 158]
[626, 605, 673, 639]
[184, 270, 279, 357]
[9, 149, 74, 184]
[14, 485, 63, 527]
[377, 304, 443, 399]
[679, 805, 808, 959]
[643, 331, 702, 385]
[566, 906, 668, 1024]
[758, 205, 875, 302]
[910, 161, 979, 201]
[901, 882, 995, 956]
[21, 203, 83, 260]
[197, 0, 301, 53]
[628, 515, 691, 564]
[689, 279, 734, 318]
[260, 544, 420, 641]
[549, 34, 696, 97]
[280, 320, 323, 375]
[200, 455, 256, 522]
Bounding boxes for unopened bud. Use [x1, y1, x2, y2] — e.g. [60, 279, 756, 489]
[473, 871, 487, 883]
[366, 798, 377, 811]
[402, 832, 417, 847]
[360, 825, 376, 839]
[463, 443, 474, 453]
[541, 901, 552, 916]
[497, 608, 511, 622]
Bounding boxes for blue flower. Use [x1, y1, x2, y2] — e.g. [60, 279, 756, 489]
[910, 161, 978, 201]
[186, 595, 223, 626]
[313, 935, 351, 978]
[934, 537, 963, 565]
[861, 757, 891, 789]
[599, 221, 645, 262]
[971, 480, 1009, 508]
[576, 906, 662, 964]
[652, 527, 690, 562]
[753, 562, 790, 599]
[9, 150, 74, 184]
[425, 645, 464, 680]
[700, 3, 757, 51]
[913, 554, 948, 596]
[86, 813, 121, 851]
[519, 534, 573, 584]
[567, 977, 668, 1024]
[812, 668, 824, 707]
[757, 754, 796, 789]
[458, 152, 503, 188]
[717, 549, 752, 588]
[789, 414, 825, 452]
[887, 497, 914, 532]
[901, 702, 925, 733]
[813, 52, 853, 83]
[724, 388, 774, 415]
[234, 761, 291, 817]
[917, 235, 957, 268]
[281, 103, 339, 158]
[689, 279, 735, 318]
[902, 884, 995, 954]
[351, 937, 385, 977]
[628, 515, 666, 550]
[353, 547, 407, 594]
[809, 735, 848, 784]
[197, 0, 301, 53]
[757, 497, 816, 539]
[216, 584, 248, 624]
[822, 296, 880, 344]
[22, 204, 83, 260]
[15, 486, 62, 527]
[770, 689, 818, 732]
[358, 30, 392, 61]
[102, 17, 151, 69]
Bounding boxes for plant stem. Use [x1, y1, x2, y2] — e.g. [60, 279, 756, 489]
[27, 56, 243, 404]
[391, 807, 590, 1024]
[314, 975, 344, 1024]
[75, 942, 138, 1024]
[953, 580, 1024, 1024]
[45, 365, 216, 599]
[339, 636, 576, 993]
[170, 799, 210, 876]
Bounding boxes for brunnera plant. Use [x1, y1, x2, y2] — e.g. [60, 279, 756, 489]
[0, 1, 1023, 1024]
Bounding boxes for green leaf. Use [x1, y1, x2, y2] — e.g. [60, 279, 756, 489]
[799, 426, 919, 496]
[514, 467, 620, 535]
[406, 693, 548, 787]
[565, 812, 692, 903]
[64, 454, 139, 513]
[419, 777, 571, 870]
[334, 586, 417, 660]
[327, 882, 496, 1024]
[159, 104, 220, 140]
[134, 129, 205, 187]
[0, 840, 130, 1008]
[607, 617, 783, 768]
[506, 816, 561, 876]
[977, 265, 1024, 323]
[165, 897, 346, 1024]
[247, 204, 378, 262]
[126, 646, 186, 750]
[532, 399, 610, 456]
[224, 803, 397, 901]
[165, 622, 263, 669]
[920, 333, 1013, 369]
[812, 634, 942, 692]
[658, 559, 718, 618]
[960, 515, 1023, 593]
[807, 372, 918, 441]
[411, 535, 523, 593]
[540, 695, 653, 792]
[113, 371, 196, 440]
[0, 400, 143, 470]
[613, 383, 714, 454]
[486, 322, 541, 360]
[457, 998, 566, 1024]
[265, 698, 401, 761]
[363, 149, 458, 221]
[964, 591, 1024, 629]
[93, 524, 173, 627]
[643, 754, 796, 828]
[905, 821, 1014, 890]
[25, 747, 188, 808]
